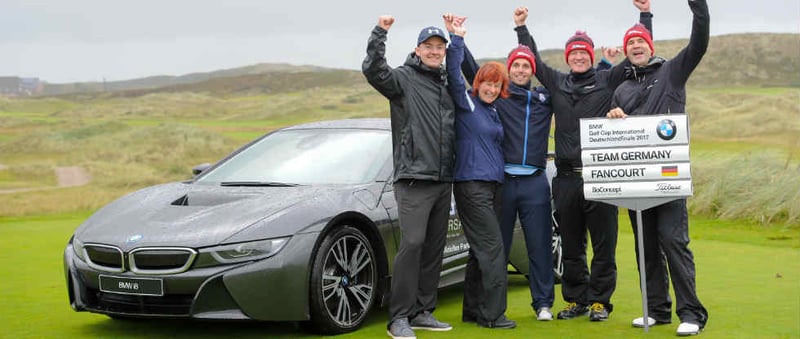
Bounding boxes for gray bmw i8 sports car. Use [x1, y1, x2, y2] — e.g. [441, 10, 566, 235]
[64, 118, 561, 334]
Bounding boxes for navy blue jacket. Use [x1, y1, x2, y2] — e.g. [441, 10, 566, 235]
[446, 35, 505, 183]
[460, 44, 552, 172]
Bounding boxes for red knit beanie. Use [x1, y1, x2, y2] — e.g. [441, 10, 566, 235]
[506, 45, 536, 75]
[623, 23, 654, 56]
[564, 31, 595, 64]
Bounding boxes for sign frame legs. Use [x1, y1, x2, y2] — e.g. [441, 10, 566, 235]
[635, 209, 650, 332]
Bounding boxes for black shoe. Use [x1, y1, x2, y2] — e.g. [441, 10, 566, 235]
[589, 302, 609, 321]
[557, 302, 589, 320]
[477, 314, 517, 329]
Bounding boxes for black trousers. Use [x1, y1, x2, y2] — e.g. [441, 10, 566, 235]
[389, 179, 452, 323]
[454, 181, 507, 322]
[629, 199, 708, 327]
[552, 174, 618, 310]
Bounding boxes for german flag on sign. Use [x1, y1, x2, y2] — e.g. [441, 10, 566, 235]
[661, 165, 678, 177]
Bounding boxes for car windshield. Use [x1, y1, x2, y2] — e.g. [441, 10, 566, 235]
[196, 128, 392, 185]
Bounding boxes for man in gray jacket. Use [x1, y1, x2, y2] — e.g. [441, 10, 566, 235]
[362, 15, 456, 339]
[607, 0, 710, 335]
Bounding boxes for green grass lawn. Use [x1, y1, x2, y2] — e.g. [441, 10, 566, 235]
[1, 212, 797, 339]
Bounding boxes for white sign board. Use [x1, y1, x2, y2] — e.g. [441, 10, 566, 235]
[580, 114, 692, 211]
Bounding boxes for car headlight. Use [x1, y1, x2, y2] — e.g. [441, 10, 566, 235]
[205, 237, 290, 264]
[72, 236, 86, 261]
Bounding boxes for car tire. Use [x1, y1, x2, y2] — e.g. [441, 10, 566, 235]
[305, 226, 377, 334]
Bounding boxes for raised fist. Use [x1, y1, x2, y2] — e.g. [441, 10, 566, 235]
[633, 0, 651, 12]
[602, 46, 621, 62]
[513, 7, 529, 27]
[378, 15, 395, 31]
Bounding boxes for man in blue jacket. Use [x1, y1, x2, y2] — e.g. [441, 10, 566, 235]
[448, 15, 556, 322]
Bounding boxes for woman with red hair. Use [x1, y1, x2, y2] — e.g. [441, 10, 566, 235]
[445, 18, 516, 329]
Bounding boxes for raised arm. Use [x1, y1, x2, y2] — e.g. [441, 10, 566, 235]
[362, 15, 402, 99]
[634, 0, 654, 35]
[513, 7, 562, 90]
[604, 0, 655, 88]
[460, 45, 481, 85]
[442, 14, 479, 85]
[598, 1, 652, 70]
[668, 0, 710, 86]
[444, 16, 473, 113]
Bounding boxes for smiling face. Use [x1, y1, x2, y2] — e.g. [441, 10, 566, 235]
[567, 49, 592, 73]
[414, 37, 447, 69]
[508, 59, 533, 86]
[477, 81, 502, 104]
[626, 37, 653, 66]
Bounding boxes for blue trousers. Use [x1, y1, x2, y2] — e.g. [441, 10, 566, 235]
[499, 173, 554, 310]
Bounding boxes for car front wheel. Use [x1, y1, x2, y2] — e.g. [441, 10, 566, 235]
[306, 226, 377, 334]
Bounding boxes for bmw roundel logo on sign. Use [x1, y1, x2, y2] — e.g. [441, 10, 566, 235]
[657, 119, 677, 141]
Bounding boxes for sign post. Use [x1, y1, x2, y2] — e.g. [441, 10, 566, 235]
[579, 114, 692, 332]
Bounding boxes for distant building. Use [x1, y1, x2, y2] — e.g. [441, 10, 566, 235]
[0, 76, 42, 96]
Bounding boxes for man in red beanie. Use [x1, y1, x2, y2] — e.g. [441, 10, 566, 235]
[622, 23, 655, 66]
[607, 0, 710, 335]
[563, 31, 596, 74]
[513, 0, 653, 323]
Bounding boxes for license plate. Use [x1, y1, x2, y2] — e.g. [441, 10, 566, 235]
[99, 275, 164, 296]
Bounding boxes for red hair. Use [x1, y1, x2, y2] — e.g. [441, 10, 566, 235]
[471, 61, 510, 99]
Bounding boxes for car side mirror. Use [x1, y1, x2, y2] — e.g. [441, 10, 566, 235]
[192, 163, 212, 176]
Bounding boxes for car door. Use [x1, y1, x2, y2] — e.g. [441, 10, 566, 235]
[380, 181, 470, 287]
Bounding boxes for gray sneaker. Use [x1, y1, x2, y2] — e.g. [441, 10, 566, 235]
[409, 311, 453, 331]
[387, 318, 416, 339]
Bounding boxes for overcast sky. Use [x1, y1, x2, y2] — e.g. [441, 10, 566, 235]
[1, 0, 798, 83]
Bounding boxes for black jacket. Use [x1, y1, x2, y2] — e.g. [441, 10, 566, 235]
[612, 0, 709, 116]
[362, 26, 456, 182]
[517, 12, 653, 170]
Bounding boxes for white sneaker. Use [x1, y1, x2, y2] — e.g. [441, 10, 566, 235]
[537, 307, 553, 321]
[676, 322, 700, 336]
[632, 316, 656, 328]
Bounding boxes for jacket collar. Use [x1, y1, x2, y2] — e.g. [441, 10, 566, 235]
[624, 56, 666, 80]
[508, 81, 532, 97]
[405, 52, 447, 84]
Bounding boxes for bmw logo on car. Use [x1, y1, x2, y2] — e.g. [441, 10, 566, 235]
[657, 119, 677, 141]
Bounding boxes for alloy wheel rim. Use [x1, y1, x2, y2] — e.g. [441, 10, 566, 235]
[321, 234, 375, 327]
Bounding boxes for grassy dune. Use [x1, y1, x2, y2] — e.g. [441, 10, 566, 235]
[1, 34, 799, 226]
[2, 85, 797, 227]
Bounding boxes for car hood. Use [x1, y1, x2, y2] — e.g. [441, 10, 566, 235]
[74, 182, 336, 250]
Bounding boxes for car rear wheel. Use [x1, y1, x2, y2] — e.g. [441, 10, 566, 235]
[306, 226, 377, 334]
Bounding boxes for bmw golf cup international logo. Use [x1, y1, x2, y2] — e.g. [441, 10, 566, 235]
[657, 119, 677, 140]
